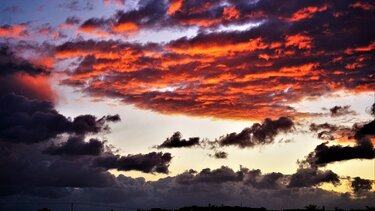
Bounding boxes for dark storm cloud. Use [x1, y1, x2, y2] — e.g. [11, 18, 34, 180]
[0, 141, 116, 196]
[43, 136, 105, 156]
[94, 152, 172, 174]
[0, 44, 56, 101]
[329, 105, 356, 117]
[242, 169, 286, 190]
[0, 42, 174, 201]
[156, 131, 200, 149]
[175, 166, 249, 185]
[354, 119, 375, 140]
[288, 168, 340, 188]
[64, 175, 373, 210]
[191, 166, 245, 184]
[0, 45, 47, 76]
[0, 93, 121, 144]
[351, 177, 373, 194]
[0, 93, 70, 144]
[217, 117, 294, 148]
[371, 103, 375, 117]
[175, 165, 340, 190]
[304, 138, 375, 167]
[1, 163, 364, 209]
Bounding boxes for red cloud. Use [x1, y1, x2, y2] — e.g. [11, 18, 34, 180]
[287, 5, 328, 22]
[0, 24, 28, 39]
[54, 1, 375, 120]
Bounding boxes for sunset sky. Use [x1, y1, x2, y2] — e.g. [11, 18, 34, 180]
[0, 0, 374, 210]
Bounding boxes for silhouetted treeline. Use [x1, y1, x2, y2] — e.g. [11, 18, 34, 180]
[138, 205, 375, 211]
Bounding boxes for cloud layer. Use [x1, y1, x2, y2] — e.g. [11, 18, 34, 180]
[50, 0, 375, 120]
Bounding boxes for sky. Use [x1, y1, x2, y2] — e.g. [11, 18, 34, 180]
[0, 0, 374, 210]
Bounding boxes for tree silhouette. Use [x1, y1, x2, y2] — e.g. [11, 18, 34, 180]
[38, 208, 51, 211]
[305, 204, 318, 210]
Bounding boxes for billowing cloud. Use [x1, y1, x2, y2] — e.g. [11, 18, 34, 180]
[355, 119, 375, 140]
[0, 43, 173, 200]
[0, 141, 116, 196]
[304, 138, 374, 167]
[156, 131, 200, 149]
[94, 152, 172, 174]
[43, 136, 105, 156]
[288, 167, 340, 188]
[174, 165, 338, 189]
[0, 46, 47, 76]
[216, 117, 294, 148]
[2, 165, 373, 210]
[155, 117, 294, 151]
[0, 45, 54, 102]
[0, 93, 120, 144]
[1, 1, 374, 209]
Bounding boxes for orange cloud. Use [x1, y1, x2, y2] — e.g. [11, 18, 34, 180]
[223, 6, 240, 20]
[112, 22, 139, 34]
[54, 0, 375, 120]
[169, 37, 268, 56]
[78, 25, 112, 38]
[288, 5, 328, 22]
[0, 24, 28, 39]
[167, 0, 184, 15]
[285, 33, 312, 49]
[350, 2, 375, 11]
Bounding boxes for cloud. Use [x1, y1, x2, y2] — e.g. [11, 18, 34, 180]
[0, 45, 48, 76]
[94, 152, 172, 174]
[0, 141, 116, 196]
[0, 45, 55, 102]
[156, 131, 200, 149]
[175, 165, 339, 190]
[1, 163, 371, 209]
[329, 105, 357, 117]
[217, 117, 294, 148]
[351, 177, 373, 195]
[59, 16, 81, 29]
[177, 166, 245, 184]
[103, 0, 125, 7]
[288, 167, 340, 188]
[0, 93, 121, 144]
[43, 136, 105, 156]
[354, 119, 375, 140]
[209, 151, 228, 159]
[56, 0, 375, 120]
[303, 138, 375, 167]
[0, 43, 173, 198]
[0, 24, 28, 39]
[156, 117, 294, 152]
[59, 0, 94, 11]
[309, 123, 353, 141]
